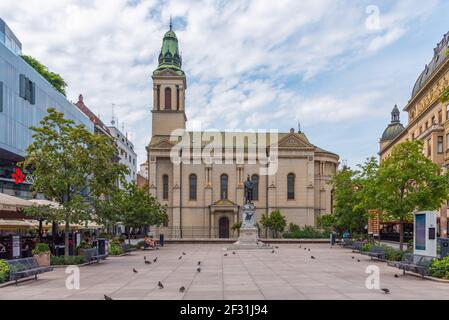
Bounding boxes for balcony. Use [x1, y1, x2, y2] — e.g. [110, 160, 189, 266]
[416, 123, 444, 140]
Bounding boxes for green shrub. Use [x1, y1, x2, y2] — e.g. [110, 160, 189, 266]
[380, 245, 404, 261]
[0, 260, 9, 283]
[51, 255, 85, 265]
[32, 243, 50, 255]
[361, 243, 374, 252]
[77, 240, 92, 250]
[283, 225, 330, 239]
[109, 240, 124, 256]
[429, 257, 449, 279]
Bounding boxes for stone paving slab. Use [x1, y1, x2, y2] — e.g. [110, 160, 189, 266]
[0, 243, 448, 300]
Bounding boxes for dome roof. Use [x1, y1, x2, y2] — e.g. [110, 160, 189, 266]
[381, 105, 405, 142]
[381, 123, 405, 142]
[411, 32, 449, 99]
[154, 22, 184, 76]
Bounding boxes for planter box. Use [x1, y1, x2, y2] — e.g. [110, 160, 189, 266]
[34, 253, 51, 267]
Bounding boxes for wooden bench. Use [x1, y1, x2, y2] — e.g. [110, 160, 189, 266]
[6, 257, 54, 285]
[387, 253, 435, 278]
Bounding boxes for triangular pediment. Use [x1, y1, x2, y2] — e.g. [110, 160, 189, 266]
[211, 199, 238, 207]
[154, 68, 181, 77]
[151, 140, 175, 149]
[277, 133, 315, 149]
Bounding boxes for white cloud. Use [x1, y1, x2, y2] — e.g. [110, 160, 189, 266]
[0, 0, 441, 165]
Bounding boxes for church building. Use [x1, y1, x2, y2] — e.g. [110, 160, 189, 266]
[146, 25, 339, 239]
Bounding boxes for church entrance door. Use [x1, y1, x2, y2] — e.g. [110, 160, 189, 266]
[219, 217, 230, 239]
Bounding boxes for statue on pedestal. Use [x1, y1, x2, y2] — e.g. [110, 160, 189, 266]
[242, 175, 255, 228]
[244, 175, 254, 204]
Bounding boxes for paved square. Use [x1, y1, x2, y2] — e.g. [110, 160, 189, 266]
[1, 244, 448, 300]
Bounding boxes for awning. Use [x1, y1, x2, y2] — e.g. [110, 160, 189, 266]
[0, 193, 32, 211]
[28, 199, 61, 209]
[0, 219, 35, 228]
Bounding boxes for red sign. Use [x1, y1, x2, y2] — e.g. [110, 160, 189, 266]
[11, 168, 25, 184]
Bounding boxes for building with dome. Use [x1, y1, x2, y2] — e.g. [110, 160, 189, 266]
[379, 31, 449, 237]
[146, 24, 339, 239]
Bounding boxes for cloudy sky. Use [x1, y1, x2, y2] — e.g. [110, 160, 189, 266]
[1, 0, 448, 167]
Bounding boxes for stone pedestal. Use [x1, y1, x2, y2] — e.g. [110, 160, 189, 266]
[227, 203, 269, 250]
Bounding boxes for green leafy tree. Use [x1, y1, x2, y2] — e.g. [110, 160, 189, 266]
[261, 210, 287, 238]
[317, 214, 336, 230]
[368, 141, 449, 251]
[268, 210, 287, 238]
[231, 221, 242, 237]
[21, 108, 127, 256]
[329, 165, 369, 233]
[21, 55, 68, 96]
[260, 213, 270, 238]
[22, 204, 63, 242]
[107, 180, 168, 244]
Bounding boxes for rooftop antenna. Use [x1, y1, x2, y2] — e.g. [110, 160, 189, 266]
[297, 120, 301, 133]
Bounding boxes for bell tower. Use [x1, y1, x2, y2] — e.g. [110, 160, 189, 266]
[151, 22, 187, 136]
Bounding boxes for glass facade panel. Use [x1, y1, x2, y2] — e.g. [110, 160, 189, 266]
[415, 214, 426, 251]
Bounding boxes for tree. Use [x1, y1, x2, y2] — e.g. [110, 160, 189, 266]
[368, 141, 449, 251]
[21, 108, 127, 256]
[260, 213, 270, 238]
[22, 204, 62, 242]
[104, 180, 167, 244]
[329, 163, 370, 234]
[21, 55, 68, 96]
[260, 210, 287, 238]
[231, 221, 242, 237]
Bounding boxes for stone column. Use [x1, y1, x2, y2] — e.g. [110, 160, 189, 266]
[307, 156, 315, 226]
[148, 155, 157, 196]
[172, 162, 181, 238]
[441, 204, 448, 238]
[180, 85, 185, 110]
[211, 211, 215, 238]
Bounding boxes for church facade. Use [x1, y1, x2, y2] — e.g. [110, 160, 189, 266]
[146, 26, 339, 239]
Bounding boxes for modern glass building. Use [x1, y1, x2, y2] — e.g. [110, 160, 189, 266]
[0, 18, 22, 56]
[0, 18, 93, 199]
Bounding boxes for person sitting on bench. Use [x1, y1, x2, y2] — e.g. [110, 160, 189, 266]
[144, 236, 157, 249]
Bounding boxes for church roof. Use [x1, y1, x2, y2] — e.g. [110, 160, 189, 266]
[149, 131, 339, 159]
[154, 23, 184, 76]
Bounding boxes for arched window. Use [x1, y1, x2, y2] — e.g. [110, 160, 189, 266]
[251, 174, 259, 201]
[287, 173, 295, 200]
[189, 174, 197, 201]
[220, 174, 228, 200]
[165, 87, 171, 110]
[162, 174, 169, 200]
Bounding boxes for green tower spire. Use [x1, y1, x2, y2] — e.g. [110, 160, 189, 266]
[154, 20, 184, 75]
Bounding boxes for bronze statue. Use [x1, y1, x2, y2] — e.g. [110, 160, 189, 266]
[244, 175, 254, 203]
